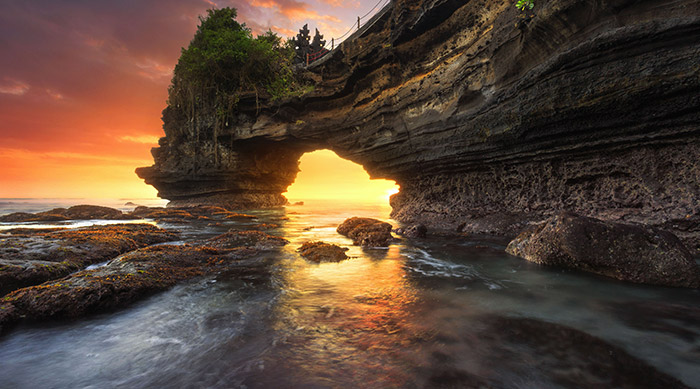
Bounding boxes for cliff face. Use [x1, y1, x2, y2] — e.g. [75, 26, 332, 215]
[137, 0, 700, 249]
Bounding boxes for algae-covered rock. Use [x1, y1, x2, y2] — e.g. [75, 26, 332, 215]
[0, 230, 288, 333]
[129, 205, 256, 223]
[337, 217, 393, 247]
[0, 205, 137, 222]
[297, 241, 349, 263]
[0, 224, 178, 296]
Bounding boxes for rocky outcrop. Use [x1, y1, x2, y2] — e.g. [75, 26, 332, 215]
[0, 230, 287, 333]
[0, 224, 177, 296]
[337, 217, 393, 246]
[0, 205, 138, 222]
[129, 205, 256, 223]
[297, 241, 349, 263]
[506, 212, 700, 287]
[137, 0, 700, 247]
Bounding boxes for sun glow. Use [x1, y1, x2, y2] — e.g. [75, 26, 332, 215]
[284, 150, 399, 203]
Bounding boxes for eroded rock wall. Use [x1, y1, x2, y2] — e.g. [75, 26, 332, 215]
[138, 0, 700, 244]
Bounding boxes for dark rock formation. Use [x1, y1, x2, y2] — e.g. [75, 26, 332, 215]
[206, 230, 288, 250]
[0, 224, 177, 296]
[468, 316, 690, 388]
[0, 205, 137, 222]
[0, 230, 287, 333]
[604, 301, 700, 342]
[129, 205, 256, 223]
[337, 217, 393, 246]
[395, 224, 427, 238]
[297, 241, 349, 263]
[506, 212, 700, 287]
[137, 0, 700, 248]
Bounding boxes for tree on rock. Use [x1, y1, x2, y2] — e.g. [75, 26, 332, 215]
[168, 7, 298, 120]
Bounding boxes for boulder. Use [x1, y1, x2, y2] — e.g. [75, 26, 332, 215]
[297, 241, 349, 263]
[337, 217, 393, 247]
[506, 212, 700, 288]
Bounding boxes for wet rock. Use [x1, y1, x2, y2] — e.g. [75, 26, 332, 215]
[0, 205, 137, 222]
[477, 316, 689, 388]
[0, 230, 287, 333]
[0, 224, 178, 296]
[206, 230, 288, 250]
[659, 214, 700, 257]
[506, 212, 700, 288]
[395, 224, 427, 239]
[0, 302, 17, 334]
[297, 241, 349, 263]
[337, 217, 393, 247]
[252, 223, 280, 230]
[456, 213, 538, 237]
[129, 205, 256, 223]
[604, 301, 700, 342]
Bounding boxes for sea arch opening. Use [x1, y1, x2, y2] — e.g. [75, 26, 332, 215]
[283, 149, 399, 205]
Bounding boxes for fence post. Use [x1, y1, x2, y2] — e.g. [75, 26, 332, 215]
[358, 16, 361, 30]
[306, 53, 309, 66]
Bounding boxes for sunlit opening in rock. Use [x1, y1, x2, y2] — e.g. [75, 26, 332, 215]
[283, 150, 399, 203]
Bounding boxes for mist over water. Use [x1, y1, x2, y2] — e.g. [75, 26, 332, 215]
[0, 199, 698, 388]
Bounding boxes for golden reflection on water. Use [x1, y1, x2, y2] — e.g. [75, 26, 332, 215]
[273, 242, 429, 384]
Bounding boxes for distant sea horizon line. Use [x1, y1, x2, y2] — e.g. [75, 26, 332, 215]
[0, 198, 163, 201]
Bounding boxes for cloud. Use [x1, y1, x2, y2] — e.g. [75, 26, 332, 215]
[0, 79, 30, 96]
[45, 89, 65, 100]
[0, 0, 378, 198]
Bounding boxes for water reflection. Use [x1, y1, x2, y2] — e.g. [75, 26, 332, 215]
[268, 244, 428, 386]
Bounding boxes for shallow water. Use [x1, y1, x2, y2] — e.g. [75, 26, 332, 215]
[0, 199, 698, 388]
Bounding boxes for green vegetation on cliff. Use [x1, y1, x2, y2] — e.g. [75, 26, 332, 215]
[168, 8, 300, 117]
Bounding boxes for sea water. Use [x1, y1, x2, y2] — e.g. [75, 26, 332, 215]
[0, 199, 698, 388]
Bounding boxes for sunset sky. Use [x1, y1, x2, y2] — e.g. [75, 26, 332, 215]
[0, 0, 396, 201]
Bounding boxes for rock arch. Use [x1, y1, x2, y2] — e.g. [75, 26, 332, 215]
[137, 0, 700, 251]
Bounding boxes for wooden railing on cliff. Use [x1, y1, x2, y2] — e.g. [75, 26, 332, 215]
[305, 0, 393, 67]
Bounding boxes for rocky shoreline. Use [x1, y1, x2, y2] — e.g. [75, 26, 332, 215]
[0, 205, 698, 387]
[0, 205, 292, 334]
[2, 206, 697, 328]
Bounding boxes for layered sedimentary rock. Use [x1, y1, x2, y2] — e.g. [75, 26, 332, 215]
[137, 0, 700, 247]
